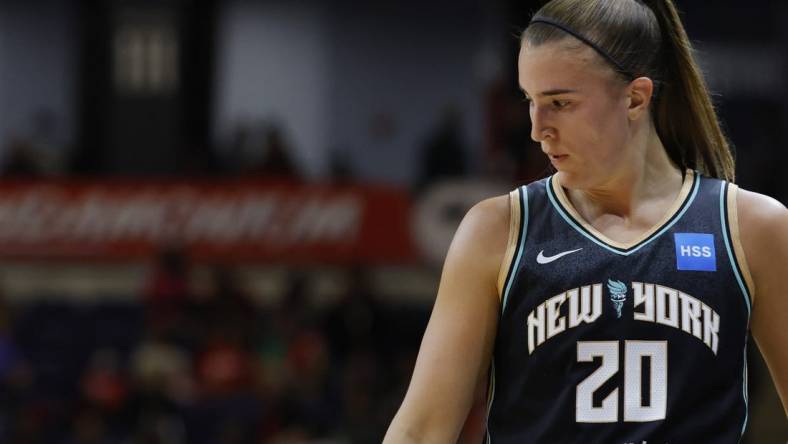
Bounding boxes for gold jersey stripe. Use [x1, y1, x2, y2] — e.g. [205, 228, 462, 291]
[726, 183, 756, 306]
[497, 188, 522, 301]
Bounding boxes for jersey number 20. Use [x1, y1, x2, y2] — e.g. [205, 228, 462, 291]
[576, 340, 667, 423]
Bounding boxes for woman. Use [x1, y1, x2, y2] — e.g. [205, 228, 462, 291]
[384, 0, 787, 442]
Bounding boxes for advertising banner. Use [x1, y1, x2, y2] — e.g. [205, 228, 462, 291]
[0, 180, 416, 263]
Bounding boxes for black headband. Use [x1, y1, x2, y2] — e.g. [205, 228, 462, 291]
[528, 18, 634, 79]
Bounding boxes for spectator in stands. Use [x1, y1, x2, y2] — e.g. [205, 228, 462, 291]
[225, 119, 301, 180]
[324, 266, 386, 359]
[28, 108, 66, 176]
[251, 125, 300, 179]
[62, 405, 118, 444]
[130, 327, 193, 405]
[327, 146, 356, 184]
[417, 105, 468, 191]
[142, 247, 191, 341]
[192, 323, 260, 444]
[340, 350, 386, 443]
[194, 325, 253, 399]
[80, 349, 128, 415]
[271, 328, 338, 441]
[0, 138, 45, 177]
[0, 292, 31, 391]
[182, 265, 256, 353]
[0, 291, 33, 443]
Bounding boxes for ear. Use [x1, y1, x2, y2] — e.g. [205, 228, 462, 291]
[627, 77, 654, 121]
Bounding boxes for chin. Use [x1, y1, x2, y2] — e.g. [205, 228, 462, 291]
[554, 170, 581, 189]
[554, 170, 599, 191]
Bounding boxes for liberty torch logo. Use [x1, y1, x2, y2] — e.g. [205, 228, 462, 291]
[607, 279, 627, 318]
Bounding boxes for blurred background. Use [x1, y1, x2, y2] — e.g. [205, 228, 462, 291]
[0, 0, 785, 442]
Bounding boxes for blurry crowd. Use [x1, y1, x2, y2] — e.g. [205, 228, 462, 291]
[0, 119, 303, 182]
[0, 251, 430, 444]
[0, 76, 547, 444]
[0, 82, 549, 192]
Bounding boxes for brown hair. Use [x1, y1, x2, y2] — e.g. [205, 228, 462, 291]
[522, 0, 736, 181]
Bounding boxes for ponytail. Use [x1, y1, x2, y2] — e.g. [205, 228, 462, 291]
[645, 0, 735, 181]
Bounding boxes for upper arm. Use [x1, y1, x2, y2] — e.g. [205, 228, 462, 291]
[737, 188, 788, 415]
[384, 194, 511, 443]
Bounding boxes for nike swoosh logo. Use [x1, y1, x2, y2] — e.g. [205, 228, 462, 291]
[536, 248, 583, 264]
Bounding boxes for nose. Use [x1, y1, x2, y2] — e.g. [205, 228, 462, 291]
[530, 105, 554, 142]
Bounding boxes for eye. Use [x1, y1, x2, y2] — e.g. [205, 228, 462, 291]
[552, 99, 569, 109]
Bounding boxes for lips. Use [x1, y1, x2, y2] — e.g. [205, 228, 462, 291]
[546, 153, 569, 168]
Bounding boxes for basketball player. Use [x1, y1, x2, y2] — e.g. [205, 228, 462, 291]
[384, 0, 787, 442]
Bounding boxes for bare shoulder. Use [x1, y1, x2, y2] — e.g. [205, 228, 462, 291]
[450, 195, 511, 268]
[736, 188, 787, 243]
[737, 188, 787, 225]
[437, 194, 512, 300]
[456, 195, 510, 245]
[735, 188, 788, 287]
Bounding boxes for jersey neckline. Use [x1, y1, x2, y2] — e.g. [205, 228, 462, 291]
[546, 169, 699, 255]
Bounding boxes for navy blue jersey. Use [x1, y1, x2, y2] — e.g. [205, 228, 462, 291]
[486, 170, 753, 444]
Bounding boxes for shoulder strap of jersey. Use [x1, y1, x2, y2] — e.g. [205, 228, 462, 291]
[721, 182, 756, 311]
[497, 186, 528, 313]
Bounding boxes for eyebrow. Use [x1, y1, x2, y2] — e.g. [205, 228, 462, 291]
[519, 87, 579, 97]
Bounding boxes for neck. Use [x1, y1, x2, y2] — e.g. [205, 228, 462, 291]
[568, 124, 683, 218]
